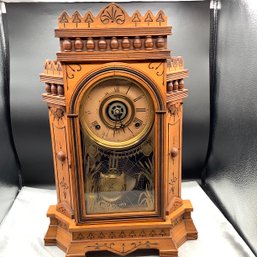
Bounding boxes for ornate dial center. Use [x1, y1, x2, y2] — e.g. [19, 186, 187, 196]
[79, 76, 154, 149]
[107, 101, 128, 121]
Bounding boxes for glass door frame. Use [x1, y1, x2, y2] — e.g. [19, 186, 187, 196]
[69, 66, 166, 223]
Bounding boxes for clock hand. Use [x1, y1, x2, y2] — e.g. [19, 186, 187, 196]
[113, 118, 117, 137]
[119, 120, 126, 133]
[113, 115, 120, 137]
[112, 108, 126, 135]
[116, 113, 126, 133]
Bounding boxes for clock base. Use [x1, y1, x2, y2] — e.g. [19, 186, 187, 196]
[44, 200, 197, 257]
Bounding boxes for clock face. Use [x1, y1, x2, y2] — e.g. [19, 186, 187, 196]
[79, 77, 154, 149]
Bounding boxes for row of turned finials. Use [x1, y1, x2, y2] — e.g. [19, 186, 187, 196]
[62, 35, 166, 52]
[44, 79, 184, 97]
[45, 83, 64, 96]
[167, 79, 184, 93]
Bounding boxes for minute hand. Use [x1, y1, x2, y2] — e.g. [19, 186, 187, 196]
[113, 116, 118, 137]
[117, 115, 126, 133]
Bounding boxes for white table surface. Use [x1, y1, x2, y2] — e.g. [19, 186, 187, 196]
[0, 181, 255, 257]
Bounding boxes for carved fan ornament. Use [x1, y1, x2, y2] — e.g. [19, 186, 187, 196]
[100, 4, 125, 24]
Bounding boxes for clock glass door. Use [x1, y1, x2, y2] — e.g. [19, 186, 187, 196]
[79, 76, 155, 215]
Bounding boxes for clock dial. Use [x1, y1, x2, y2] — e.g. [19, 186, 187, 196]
[79, 77, 154, 149]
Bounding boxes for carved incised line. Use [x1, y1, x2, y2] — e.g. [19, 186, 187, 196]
[170, 198, 183, 213]
[145, 13, 153, 26]
[99, 232, 105, 239]
[148, 62, 164, 77]
[148, 62, 165, 86]
[74, 229, 168, 241]
[171, 217, 183, 229]
[156, 11, 165, 26]
[85, 13, 94, 28]
[60, 177, 69, 199]
[66, 64, 82, 80]
[109, 232, 116, 239]
[59, 11, 69, 28]
[169, 172, 177, 194]
[72, 11, 81, 28]
[87, 232, 94, 240]
[129, 231, 136, 238]
[132, 12, 141, 27]
[57, 220, 68, 230]
[86, 241, 158, 255]
[57, 5, 168, 29]
[76, 233, 85, 240]
[100, 4, 125, 25]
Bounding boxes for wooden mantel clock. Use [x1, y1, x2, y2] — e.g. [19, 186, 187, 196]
[39, 3, 197, 257]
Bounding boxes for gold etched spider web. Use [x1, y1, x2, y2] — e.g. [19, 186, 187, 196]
[81, 129, 155, 214]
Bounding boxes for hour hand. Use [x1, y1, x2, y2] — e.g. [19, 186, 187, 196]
[120, 122, 126, 133]
[113, 119, 118, 137]
[116, 114, 126, 133]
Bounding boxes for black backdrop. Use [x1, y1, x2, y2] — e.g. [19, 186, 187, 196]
[204, 0, 257, 255]
[0, 4, 20, 223]
[6, 1, 210, 185]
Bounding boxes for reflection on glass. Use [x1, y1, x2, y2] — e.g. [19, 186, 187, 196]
[79, 76, 155, 215]
[81, 134, 155, 214]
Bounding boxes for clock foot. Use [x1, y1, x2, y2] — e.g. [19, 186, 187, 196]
[183, 211, 198, 240]
[44, 223, 57, 246]
[66, 246, 85, 257]
[159, 250, 178, 257]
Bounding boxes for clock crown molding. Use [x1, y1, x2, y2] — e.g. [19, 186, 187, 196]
[57, 3, 168, 29]
[55, 3, 172, 61]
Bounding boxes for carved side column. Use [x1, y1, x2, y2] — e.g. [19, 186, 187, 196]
[48, 105, 74, 218]
[165, 56, 189, 215]
[167, 101, 183, 199]
[40, 60, 74, 219]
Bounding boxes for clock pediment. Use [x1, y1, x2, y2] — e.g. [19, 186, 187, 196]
[57, 3, 168, 29]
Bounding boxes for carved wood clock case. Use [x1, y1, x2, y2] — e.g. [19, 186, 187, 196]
[39, 4, 197, 257]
